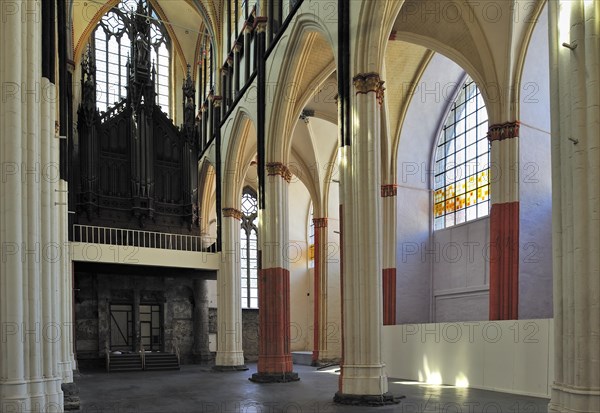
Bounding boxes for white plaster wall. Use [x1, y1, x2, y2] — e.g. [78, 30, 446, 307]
[433, 218, 490, 322]
[288, 178, 312, 351]
[382, 319, 554, 398]
[518, 4, 553, 319]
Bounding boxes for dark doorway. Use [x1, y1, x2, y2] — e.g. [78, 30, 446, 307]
[140, 304, 162, 351]
[110, 304, 133, 351]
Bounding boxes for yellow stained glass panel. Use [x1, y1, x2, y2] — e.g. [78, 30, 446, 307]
[466, 175, 476, 191]
[434, 202, 445, 217]
[456, 179, 466, 195]
[445, 198, 456, 213]
[445, 184, 455, 199]
[467, 190, 476, 207]
[477, 185, 489, 202]
[434, 189, 444, 203]
[456, 194, 466, 210]
[477, 170, 488, 186]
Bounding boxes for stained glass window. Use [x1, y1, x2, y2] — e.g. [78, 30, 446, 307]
[434, 76, 489, 230]
[93, 0, 170, 114]
[241, 187, 258, 309]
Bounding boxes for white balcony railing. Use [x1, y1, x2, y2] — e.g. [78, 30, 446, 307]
[72, 224, 216, 253]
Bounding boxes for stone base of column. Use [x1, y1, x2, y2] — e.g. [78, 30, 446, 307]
[215, 351, 245, 369]
[333, 392, 403, 406]
[548, 385, 600, 412]
[249, 372, 300, 383]
[212, 364, 249, 372]
[0, 379, 64, 413]
[59, 361, 74, 383]
[61, 382, 80, 411]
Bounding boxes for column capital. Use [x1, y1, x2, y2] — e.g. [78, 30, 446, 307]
[487, 121, 520, 142]
[254, 17, 268, 33]
[266, 162, 292, 183]
[243, 23, 253, 35]
[220, 65, 229, 75]
[313, 217, 328, 228]
[353, 72, 385, 105]
[212, 95, 223, 107]
[222, 207, 243, 220]
[381, 184, 398, 198]
[233, 42, 243, 53]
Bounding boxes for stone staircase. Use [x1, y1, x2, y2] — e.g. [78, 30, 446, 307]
[144, 352, 180, 371]
[107, 352, 180, 372]
[107, 353, 143, 372]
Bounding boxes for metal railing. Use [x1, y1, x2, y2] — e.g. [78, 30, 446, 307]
[72, 224, 217, 253]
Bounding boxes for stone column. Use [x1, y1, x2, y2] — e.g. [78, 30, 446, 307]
[0, 3, 64, 409]
[192, 279, 212, 363]
[548, 1, 600, 411]
[250, 163, 299, 382]
[312, 217, 329, 364]
[381, 184, 397, 325]
[58, 179, 75, 383]
[488, 121, 520, 320]
[233, 43, 241, 97]
[243, 25, 253, 83]
[214, 208, 247, 370]
[335, 73, 396, 405]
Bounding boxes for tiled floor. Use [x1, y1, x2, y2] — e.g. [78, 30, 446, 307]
[76, 363, 550, 412]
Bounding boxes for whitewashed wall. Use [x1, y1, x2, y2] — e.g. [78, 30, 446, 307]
[382, 319, 554, 398]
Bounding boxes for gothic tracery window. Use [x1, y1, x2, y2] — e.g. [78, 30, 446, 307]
[93, 0, 170, 114]
[241, 188, 258, 309]
[433, 76, 490, 230]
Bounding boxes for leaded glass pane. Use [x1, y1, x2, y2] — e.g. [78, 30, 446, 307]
[433, 76, 490, 229]
[93, 0, 170, 114]
[240, 188, 259, 308]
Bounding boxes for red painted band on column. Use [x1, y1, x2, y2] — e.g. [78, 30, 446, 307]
[489, 202, 519, 320]
[257, 267, 293, 374]
[382, 268, 396, 325]
[381, 184, 398, 198]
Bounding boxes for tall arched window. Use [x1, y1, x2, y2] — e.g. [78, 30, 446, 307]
[240, 187, 258, 308]
[93, 0, 170, 114]
[434, 76, 489, 230]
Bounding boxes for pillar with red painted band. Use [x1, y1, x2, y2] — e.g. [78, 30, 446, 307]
[381, 184, 397, 325]
[488, 121, 520, 320]
[250, 162, 298, 382]
[312, 217, 328, 364]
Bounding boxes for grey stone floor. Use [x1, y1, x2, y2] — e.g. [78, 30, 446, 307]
[76, 363, 550, 412]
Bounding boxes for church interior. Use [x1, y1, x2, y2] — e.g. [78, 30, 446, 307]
[0, 0, 598, 411]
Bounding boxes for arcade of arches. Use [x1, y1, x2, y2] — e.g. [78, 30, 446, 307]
[0, 0, 598, 412]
